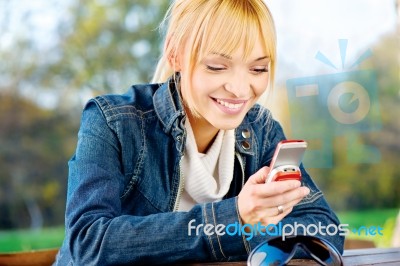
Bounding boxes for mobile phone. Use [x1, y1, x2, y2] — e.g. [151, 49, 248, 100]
[265, 140, 307, 183]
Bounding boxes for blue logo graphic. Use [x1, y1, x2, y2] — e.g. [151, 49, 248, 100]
[350, 225, 383, 236]
[286, 39, 381, 167]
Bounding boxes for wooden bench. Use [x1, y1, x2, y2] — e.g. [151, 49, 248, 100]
[0, 248, 58, 266]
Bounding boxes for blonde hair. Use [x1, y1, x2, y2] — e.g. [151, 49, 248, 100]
[152, 0, 277, 111]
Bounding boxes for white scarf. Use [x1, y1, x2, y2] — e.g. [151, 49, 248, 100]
[178, 120, 235, 211]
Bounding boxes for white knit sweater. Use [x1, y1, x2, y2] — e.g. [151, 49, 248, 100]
[177, 120, 235, 211]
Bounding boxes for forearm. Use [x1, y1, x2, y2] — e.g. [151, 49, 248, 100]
[66, 196, 249, 265]
[284, 201, 345, 254]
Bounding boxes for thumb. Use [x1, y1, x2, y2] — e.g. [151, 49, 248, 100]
[248, 166, 270, 184]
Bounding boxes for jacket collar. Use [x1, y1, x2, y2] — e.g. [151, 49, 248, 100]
[153, 75, 186, 154]
[153, 74, 185, 134]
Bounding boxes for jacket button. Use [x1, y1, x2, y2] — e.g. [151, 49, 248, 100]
[241, 140, 251, 150]
[241, 129, 251, 139]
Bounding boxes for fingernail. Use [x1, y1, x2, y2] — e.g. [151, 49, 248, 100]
[303, 187, 310, 196]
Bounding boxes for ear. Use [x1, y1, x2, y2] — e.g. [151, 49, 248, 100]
[165, 35, 182, 71]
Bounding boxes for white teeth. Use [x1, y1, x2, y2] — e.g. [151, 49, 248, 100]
[216, 99, 244, 109]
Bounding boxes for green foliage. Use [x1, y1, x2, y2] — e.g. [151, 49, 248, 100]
[337, 209, 398, 247]
[0, 227, 64, 253]
[337, 208, 398, 228]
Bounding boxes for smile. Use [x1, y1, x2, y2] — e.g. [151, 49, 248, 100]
[215, 99, 245, 110]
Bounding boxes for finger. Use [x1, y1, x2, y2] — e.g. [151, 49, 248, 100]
[263, 202, 290, 218]
[260, 196, 305, 225]
[259, 204, 293, 225]
[247, 179, 301, 199]
[272, 186, 310, 206]
[257, 185, 310, 209]
[273, 203, 293, 221]
[248, 187, 309, 225]
[264, 192, 307, 218]
[254, 179, 302, 198]
[248, 166, 270, 184]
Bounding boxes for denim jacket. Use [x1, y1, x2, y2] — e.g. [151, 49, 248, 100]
[54, 77, 344, 265]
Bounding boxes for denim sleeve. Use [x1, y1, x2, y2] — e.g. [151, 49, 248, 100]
[246, 118, 345, 255]
[63, 101, 249, 265]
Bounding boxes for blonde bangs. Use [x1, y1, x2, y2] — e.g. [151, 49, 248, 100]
[195, 5, 256, 63]
[191, 1, 276, 66]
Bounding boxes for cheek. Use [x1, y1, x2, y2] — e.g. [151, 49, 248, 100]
[183, 74, 210, 112]
[180, 73, 199, 109]
[254, 78, 269, 97]
[189, 77, 202, 103]
[191, 72, 214, 98]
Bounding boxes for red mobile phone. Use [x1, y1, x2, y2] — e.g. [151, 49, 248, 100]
[265, 140, 307, 183]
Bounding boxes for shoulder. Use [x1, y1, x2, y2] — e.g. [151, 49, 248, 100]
[243, 103, 286, 152]
[86, 83, 162, 122]
[244, 103, 282, 133]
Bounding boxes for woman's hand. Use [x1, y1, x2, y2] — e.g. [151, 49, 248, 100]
[237, 166, 310, 226]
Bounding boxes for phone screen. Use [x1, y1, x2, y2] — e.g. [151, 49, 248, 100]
[266, 140, 307, 183]
[269, 140, 307, 169]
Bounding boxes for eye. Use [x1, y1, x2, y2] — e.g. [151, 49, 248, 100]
[251, 67, 269, 74]
[206, 65, 226, 72]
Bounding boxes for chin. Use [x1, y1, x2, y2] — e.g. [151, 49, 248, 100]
[211, 120, 243, 131]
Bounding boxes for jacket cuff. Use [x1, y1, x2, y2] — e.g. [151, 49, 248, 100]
[201, 197, 250, 260]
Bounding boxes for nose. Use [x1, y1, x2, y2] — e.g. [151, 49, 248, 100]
[224, 71, 251, 98]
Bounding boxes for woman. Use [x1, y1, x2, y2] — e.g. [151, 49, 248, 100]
[55, 0, 344, 264]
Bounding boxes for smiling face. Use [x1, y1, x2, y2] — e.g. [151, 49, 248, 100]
[180, 37, 270, 132]
[158, 0, 276, 151]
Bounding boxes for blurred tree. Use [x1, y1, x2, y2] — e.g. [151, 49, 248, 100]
[0, 0, 170, 111]
[0, 0, 169, 229]
[0, 93, 77, 228]
[45, 0, 170, 110]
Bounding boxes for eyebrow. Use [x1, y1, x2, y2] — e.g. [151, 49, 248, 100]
[254, 56, 270, 62]
[212, 53, 232, 60]
[212, 53, 270, 62]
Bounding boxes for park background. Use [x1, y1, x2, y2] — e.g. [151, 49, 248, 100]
[0, 0, 399, 252]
